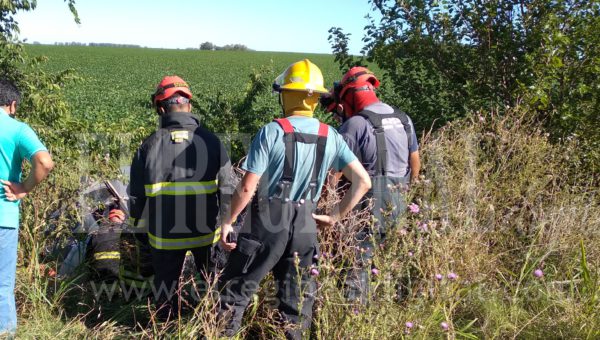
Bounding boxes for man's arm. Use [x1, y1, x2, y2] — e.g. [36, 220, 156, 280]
[406, 116, 420, 184]
[127, 148, 147, 231]
[409, 151, 421, 184]
[217, 142, 235, 226]
[1, 151, 53, 201]
[312, 159, 371, 228]
[220, 171, 261, 251]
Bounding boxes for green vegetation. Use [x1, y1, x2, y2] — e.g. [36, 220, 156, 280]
[330, 0, 600, 178]
[2, 0, 599, 338]
[23, 45, 349, 162]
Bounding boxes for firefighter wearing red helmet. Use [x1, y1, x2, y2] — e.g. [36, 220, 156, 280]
[128, 75, 234, 320]
[217, 60, 371, 339]
[324, 66, 421, 303]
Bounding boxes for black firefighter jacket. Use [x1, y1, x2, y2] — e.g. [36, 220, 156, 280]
[128, 112, 233, 250]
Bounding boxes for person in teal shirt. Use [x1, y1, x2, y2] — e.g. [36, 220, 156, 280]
[0, 79, 54, 336]
[217, 60, 371, 339]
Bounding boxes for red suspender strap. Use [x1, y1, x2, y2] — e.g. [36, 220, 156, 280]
[317, 123, 329, 137]
[274, 118, 294, 134]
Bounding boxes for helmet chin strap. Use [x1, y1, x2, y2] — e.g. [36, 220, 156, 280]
[278, 93, 285, 116]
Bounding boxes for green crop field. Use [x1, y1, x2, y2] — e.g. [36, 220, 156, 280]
[25, 45, 341, 129]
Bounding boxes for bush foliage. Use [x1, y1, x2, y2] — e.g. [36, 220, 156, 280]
[329, 0, 599, 177]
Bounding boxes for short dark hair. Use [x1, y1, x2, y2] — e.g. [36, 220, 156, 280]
[158, 94, 190, 113]
[0, 78, 21, 106]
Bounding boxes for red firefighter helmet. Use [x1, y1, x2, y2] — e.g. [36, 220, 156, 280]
[151, 76, 192, 105]
[338, 66, 380, 100]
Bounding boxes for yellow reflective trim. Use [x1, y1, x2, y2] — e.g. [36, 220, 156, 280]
[148, 189, 217, 196]
[145, 180, 218, 190]
[128, 217, 146, 228]
[148, 227, 220, 250]
[144, 180, 218, 197]
[94, 251, 121, 261]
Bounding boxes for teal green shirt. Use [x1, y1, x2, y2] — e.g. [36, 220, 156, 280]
[0, 108, 48, 229]
[243, 116, 357, 201]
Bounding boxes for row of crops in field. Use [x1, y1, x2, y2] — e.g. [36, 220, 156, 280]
[26, 45, 339, 128]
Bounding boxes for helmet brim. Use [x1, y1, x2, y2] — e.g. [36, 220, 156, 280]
[279, 82, 329, 94]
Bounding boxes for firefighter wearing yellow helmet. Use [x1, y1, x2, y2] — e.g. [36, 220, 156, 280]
[217, 60, 371, 339]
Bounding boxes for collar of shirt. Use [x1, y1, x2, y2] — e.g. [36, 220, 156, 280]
[160, 112, 200, 128]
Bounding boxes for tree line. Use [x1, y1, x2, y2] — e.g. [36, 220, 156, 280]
[27, 41, 252, 51]
[199, 42, 251, 51]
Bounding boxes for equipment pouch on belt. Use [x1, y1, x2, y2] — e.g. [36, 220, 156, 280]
[236, 234, 263, 274]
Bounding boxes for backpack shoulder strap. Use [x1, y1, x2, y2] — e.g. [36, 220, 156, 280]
[273, 118, 295, 186]
[306, 122, 329, 201]
[317, 122, 329, 137]
[355, 110, 383, 129]
[355, 110, 387, 176]
[274, 118, 294, 134]
[392, 108, 414, 151]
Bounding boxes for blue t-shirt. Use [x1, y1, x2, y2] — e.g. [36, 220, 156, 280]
[0, 108, 48, 228]
[243, 116, 357, 201]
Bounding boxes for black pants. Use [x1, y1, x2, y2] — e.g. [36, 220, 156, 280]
[218, 198, 319, 340]
[151, 245, 215, 309]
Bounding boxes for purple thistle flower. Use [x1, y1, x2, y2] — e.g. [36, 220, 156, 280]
[408, 203, 420, 214]
[435, 274, 443, 281]
[408, 251, 414, 257]
[371, 268, 380, 276]
[447, 272, 458, 281]
[441, 322, 449, 331]
[353, 308, 360, 315]
[310, 267, 319, 276]
[534, 269, 543, 278]
[405, 321, 414, 329]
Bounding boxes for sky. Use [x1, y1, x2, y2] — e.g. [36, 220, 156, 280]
[14, 0, 378, 54]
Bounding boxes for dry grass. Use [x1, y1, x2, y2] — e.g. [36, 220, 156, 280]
[10, 108, 600, 339]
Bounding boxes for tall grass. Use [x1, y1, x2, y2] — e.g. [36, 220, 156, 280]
[11, 108, 599, 339]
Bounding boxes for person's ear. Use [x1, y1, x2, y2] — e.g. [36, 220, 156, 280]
[157, 106, 165, 115]
[9, 101, 17, 116]
[336, 104, 344, 115]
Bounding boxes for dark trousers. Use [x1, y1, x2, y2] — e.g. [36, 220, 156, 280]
[218, 199, 319, 340]
[151, 245, 215, 310]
